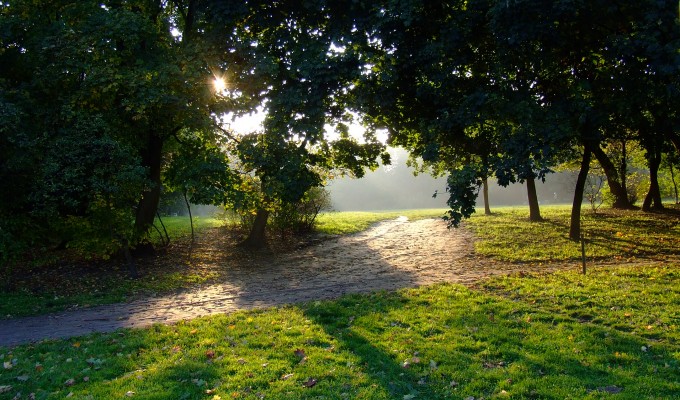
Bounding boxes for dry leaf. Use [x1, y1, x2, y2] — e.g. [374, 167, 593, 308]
[303, 378, 317, 388]
[294, 349, 306, 358]
[206, 350, 216, 359]
[281, 373, 294, 381]
[64, 378, 75, 387]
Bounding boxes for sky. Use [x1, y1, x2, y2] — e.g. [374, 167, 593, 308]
[227, 112, 577, 212]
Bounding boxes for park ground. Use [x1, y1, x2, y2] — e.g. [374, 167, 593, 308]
[0, 205, 679, 399]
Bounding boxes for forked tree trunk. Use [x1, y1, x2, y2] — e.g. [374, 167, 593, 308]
[241, 208, 269, 248]
[642, 148, 664, 211]
[482, 178, 491, 215]
[526, 176, 542, 221]
[591, 145, 632, 209]
[570, 146, 592, 241]
[134, 132, 163, 237]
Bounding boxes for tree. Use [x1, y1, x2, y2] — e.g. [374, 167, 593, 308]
[0, 0, 239, 266]
[206, 0, 388, 248]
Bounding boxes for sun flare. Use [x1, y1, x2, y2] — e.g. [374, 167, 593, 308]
[213, 77, 226, 93]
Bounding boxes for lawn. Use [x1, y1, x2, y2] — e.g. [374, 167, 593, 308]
[315, 209, 447, 235]
[465, 205, 680, 263]
[1, 265, 678, 399]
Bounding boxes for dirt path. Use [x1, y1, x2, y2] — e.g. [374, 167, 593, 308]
[0, 217, 541, 347]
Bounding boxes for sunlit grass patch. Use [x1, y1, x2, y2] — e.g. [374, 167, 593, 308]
[466, 205, 680, 263]
[2, 265, 678, 399]
[316, 209, 447, 235]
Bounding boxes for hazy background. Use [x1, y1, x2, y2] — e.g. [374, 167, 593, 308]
[327, 147, 577, 211]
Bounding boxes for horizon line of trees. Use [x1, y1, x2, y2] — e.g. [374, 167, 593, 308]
[1, 0, 678, 275]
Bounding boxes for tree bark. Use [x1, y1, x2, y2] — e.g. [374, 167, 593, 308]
[591, 145, 632, 209]
[241, 208, 269, 248]
[642, 148, 664, 211]
[526, 176, 542, 221]
[134, 132, 163, 237]
[482, 177, 491, 215]
[570, 146, 592, 241]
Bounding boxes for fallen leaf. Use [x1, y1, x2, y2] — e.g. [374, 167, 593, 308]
[302, 378, 317, 388]
[34, 364, 43, 372]
[172, 345, 182, 353]
[190, 329, 198, 335]
[429, 360, 438, 370]
[16, 375, 29, 382]
[294, 349, 306, 359]
[66, 392, 74, 398]
[596, 385, 622, 394]
[449, 381, 458, 387]
[3, 361, 12, 370]
[72, 342, 81, 348]
[125, 391, 135, 397]
[0, 385, 12, 394]
[206, 350, 216, 359]
[64, 378, 75, 387]
[403, 395, 416, 400]
[237, 358, 246, 365]
[281, 373, 294, 381]
[83, 376, 90, 382]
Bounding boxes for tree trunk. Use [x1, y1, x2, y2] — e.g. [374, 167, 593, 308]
[526, 176, 542, 221]
[134, 132, 163, 237]
[619, 139, 627, 196]
[183, 190, 195, 242]
[570, 146, 592, 241]
[482, 177, 491, 215]
[670, 162, 679, 204]
[642, 148, 664, 211]
[241, 208, 269, 248]
[591, 145, 632, 209]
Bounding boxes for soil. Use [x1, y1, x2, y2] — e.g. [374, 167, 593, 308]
[0, 217, 573, 347]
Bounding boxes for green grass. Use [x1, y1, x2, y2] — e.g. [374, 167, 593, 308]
[149, 216, 225, 243]
[315, 209, 447, 235]
[466, 205, 680, 263]
[1, 265, 678, 399]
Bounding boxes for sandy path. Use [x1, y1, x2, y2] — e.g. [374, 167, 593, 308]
[0, 217, 523, 347]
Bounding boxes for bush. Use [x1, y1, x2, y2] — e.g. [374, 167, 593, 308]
[271, 187, 332, 235]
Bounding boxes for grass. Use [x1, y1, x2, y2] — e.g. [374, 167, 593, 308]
[315, 209, 447, 235]
[466, 205, 680, 263]
[1, 265, 678, 399]
[149, 216, 226, 243]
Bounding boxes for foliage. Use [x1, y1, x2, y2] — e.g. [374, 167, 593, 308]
[1, 267, 678, 398]
[270, 187, 333, 235]
[0, 0, 236, 264]
[466, 205, 680, 263]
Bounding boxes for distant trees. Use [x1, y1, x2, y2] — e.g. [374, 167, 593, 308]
[354, 0, 679, 239]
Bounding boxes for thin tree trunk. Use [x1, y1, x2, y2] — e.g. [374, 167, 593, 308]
[134, 132, 163, 237]
[642, 148, 664, 211]
[591, 145, 632, 209]
[620, 139, 627, 197]
[526, 176, 542, 221]
[670, 163, 679, 204]
[183, 191, 195, 242]
[482, 178, 491, 215]
[570, 146, 592, 241]
[156, 211, 170, 245]
[241, 208, 269, 248]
